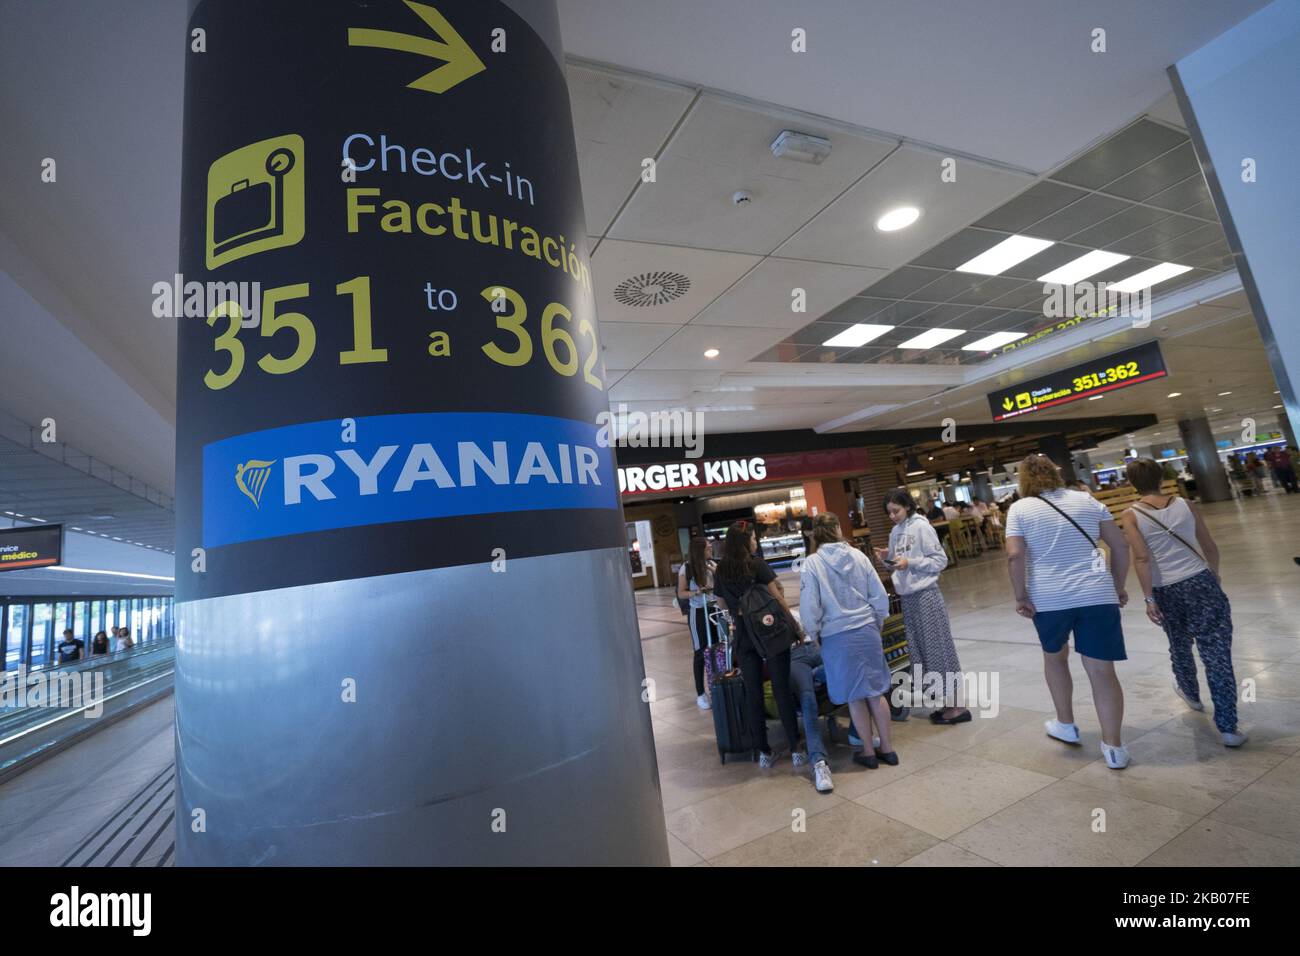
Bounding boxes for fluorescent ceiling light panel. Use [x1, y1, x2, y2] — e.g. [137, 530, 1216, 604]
[1037, 250, 1130, 285]
[955, 235, 1054, 275]
[897, 328, 966, 350]
[1107, 262, 1193, 293]
[962, 331, 1027, 351]
[822, 324, 893, 348]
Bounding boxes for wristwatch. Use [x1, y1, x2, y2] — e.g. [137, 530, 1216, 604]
[1143, 596, 1156, 605]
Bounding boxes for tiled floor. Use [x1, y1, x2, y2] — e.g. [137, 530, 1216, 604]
[0, 695, 176, 867]
[639, 493, 1300, 867]
[4, 494, 1297, 868]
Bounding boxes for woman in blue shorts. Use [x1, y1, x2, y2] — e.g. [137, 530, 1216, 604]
[1005, 454, 1133, 769]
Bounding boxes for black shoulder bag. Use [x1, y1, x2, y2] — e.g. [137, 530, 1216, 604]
[1033, 494, 1098, 549]
[1130, 503, 1207, 564]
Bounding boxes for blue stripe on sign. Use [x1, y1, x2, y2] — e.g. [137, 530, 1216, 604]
[202, 412, 618, 547]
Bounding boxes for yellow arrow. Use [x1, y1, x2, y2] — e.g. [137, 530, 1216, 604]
[348, 1, 485, 94]
[1002, 397, 1014, 410]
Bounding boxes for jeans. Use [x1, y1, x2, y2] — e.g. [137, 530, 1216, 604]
[736, 637, 801, 757]
[788, 642, 828, 765]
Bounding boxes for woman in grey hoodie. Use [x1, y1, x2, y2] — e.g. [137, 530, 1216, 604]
[800, 512, 898, 768]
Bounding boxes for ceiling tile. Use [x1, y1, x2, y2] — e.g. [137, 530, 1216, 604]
[775, 145, 1034, 268]
[592, 238, 760, 325]
[692, 258, 885, 328]
[567, 65, 695, 236]
[1050, 120, 1189, 190]
[607, 94, 897, 254]
[860, 266, 947, 299]
[1105, 213, 1211, 256]
[637, 323, 790, 370]
[1024, 192, 1131, 240]
[1066, 205, 1172, 248]
[974, 180, 1090, 233]
[1102, 141, 1201, 202]
[607, 369, 724, 402]
[598, 321, 680, 369]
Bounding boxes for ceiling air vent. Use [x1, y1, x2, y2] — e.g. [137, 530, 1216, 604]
[613, 271, 691, 307]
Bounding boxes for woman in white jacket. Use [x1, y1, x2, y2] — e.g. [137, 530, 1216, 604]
[800, 512, 898, 769]
[875, 490, 971, 724]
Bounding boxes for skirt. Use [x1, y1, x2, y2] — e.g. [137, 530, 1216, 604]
[899, 585, 963, 687]
[820, 622, 891, 704]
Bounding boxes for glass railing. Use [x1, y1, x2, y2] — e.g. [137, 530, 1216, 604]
[0, 638, 176, 781]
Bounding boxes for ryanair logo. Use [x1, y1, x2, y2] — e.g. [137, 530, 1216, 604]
[203, 412, 618, 548]
[235, 458, 277, 509]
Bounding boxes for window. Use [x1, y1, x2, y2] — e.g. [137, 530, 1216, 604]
[4, 604, 27, 671]
[30, 603, 54, 669]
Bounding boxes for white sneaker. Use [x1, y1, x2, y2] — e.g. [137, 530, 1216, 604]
[696, 694, 711, 711]
[872, 735, 881, 750]
[813, 760, 834, 793]
[1221, 729, 1248, 747]
[1100, 741, 1130, 769]
[1045, 719, 1081, 744]
[1173, 683, 1204, 712]
[758, 750, 781, 769]
[791, 750, 808, 768]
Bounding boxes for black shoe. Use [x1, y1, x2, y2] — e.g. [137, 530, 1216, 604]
[875, 749, 900, 766]
[852, 752, 879, 769]
[933, 709, 973, 725]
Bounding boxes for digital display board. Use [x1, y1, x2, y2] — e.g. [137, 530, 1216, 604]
[0, 524, 64, 572]
[988, 341, 1167, 422]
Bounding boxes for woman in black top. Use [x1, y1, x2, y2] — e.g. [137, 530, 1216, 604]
[91, 630, 110, 656]
[713, 521, 804, 770]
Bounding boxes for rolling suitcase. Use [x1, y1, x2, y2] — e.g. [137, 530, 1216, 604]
[700, 604, 727, 699]
[710, 629, 756, 763]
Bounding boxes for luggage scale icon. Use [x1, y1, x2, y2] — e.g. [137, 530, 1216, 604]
[205, 134, 305, 269]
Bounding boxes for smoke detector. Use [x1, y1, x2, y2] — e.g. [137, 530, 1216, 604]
[732, 190, 753, 206]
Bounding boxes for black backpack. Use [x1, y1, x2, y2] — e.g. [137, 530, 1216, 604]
[739, 582, 795, 659]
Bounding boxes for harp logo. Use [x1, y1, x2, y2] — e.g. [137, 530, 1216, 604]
[235, 459, 277, 509]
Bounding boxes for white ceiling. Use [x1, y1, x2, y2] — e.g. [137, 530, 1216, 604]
[0, 0, 1282, 510]
[557, 0, 1270, 172]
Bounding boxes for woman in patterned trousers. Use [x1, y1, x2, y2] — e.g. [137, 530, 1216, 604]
[1121, 458, 1246, 747]
[876, 491, 971, 724]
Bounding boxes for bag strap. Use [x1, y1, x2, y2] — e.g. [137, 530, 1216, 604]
[1130, 502, 1207, 564]
[1033, 493, 1097, 549]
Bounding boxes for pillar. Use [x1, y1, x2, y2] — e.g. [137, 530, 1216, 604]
[174, 0, 668, 865]
[1172, 5, 1300, 455]
[1178, 417, 1233, 503]
[1073, 452, 1094, 487]
[970, 471, 992, 502]
[1038, 434, 1077, 484]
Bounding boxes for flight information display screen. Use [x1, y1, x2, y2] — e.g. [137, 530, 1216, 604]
[988, 341, 1168, 422]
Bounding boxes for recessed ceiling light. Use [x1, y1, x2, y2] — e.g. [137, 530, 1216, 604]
[823, 323, 894, 348]
[1108, 262, 1193, 293]
[1218, 391, 1232, 396]
[956, 235, 1055, 276]
[703, 348, 720, 359]
[1088, 394, 1105, 400]
[876, 206, 921, 232]
[962, 331, 1027, 351]
[1274, 405, 1283, 409]
[1038, 250, 1130, 285]
[1167, 392, 1182, 398]
[897, 328, 966, 350]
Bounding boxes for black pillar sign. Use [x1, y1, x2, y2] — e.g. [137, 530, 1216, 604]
[177, 0, 620, 601]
